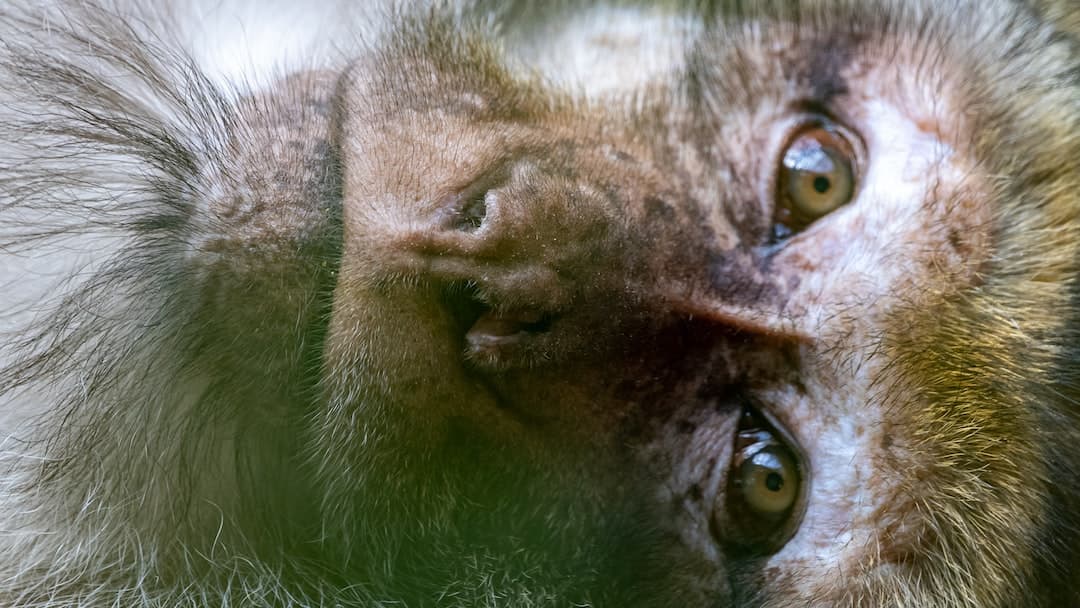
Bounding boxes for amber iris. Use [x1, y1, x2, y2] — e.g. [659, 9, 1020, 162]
[775, 125, 857, 233]
[718, 406, 805, 555]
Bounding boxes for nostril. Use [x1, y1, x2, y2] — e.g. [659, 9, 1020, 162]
[455, 191, 489, 231]
[466, 314, 527, 349]
[441, 282, 555, 367]
[439, 189, 492, 233]
[442, 282, 490, 338]
[434, 163, 512, 234]
[466, 310, 551, 348]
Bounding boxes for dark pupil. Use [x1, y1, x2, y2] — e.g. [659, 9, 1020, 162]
[812, 175, 831, 194]
[765, 472, 784, 492]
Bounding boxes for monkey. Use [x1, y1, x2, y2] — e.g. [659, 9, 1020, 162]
[0, 1, 1078, 607]
[0, 2, 713, 606]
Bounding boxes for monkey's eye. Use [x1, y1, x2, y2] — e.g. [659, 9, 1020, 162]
[774, 124, 857, 237]
[717, 406, 805, 555]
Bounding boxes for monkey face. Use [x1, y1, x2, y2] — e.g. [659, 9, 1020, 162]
[306, 24, 696, 594]
[304, 5, 1080, 605]
[637, 3, 1080, 605]
[316, 4, 1080, 606]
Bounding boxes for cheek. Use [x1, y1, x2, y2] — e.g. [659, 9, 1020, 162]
[760, 351, 908, 569]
